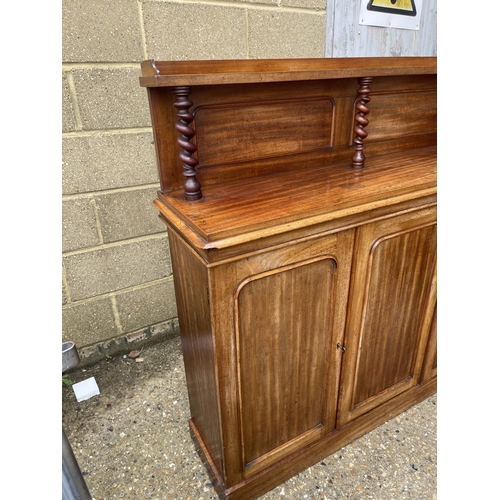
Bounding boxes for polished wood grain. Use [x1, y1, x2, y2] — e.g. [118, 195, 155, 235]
[145, 87, 178, 193]
[144, 72, 435, 193]
[352, 224, 436, 404]
[202, 229, 355, 486]
[194, 97, 334, 168]
[172, 86, 202, 200]
[141, 58, 438, 500]
[168, 230, 223, 470]
[140, 57, 436, 87]
[337, 206, 437, 427]
[191, 378, 436, 500]
[420, 306, 437, 382]
[367, 90, 437, 143]
[237, 258, 335, 467]
[157, 146, 436, 245]
[352, 77, 372, 168]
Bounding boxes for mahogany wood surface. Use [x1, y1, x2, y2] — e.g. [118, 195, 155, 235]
[351, 76, 372, 168]
[337, 206, 437, 427]
[238, 259, 335, 465]
[140, 57, 438, 500]
[420, 306, 438, 382]
[207, 230, 355, 485]
[172, 86, 203, 200]
[168, 230, 223, 471]
[156, 146, 436, 246]
[144, 71, 435, 194]
[140, 57, 436, 87]
[191, 378, 436, 500]
[194, 97, 334, 167]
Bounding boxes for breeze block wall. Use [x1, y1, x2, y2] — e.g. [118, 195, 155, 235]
[62, 0, 327, 365]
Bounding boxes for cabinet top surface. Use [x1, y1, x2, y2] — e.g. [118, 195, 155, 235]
[140, 57, 437, 87]
[155, 146, 436, 250]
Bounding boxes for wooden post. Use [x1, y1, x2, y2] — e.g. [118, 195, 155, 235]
[352, 76, 373, 169]
[172, 86, 202, 201]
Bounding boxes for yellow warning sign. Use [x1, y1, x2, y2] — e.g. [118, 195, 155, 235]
[367, 0, 417, 17]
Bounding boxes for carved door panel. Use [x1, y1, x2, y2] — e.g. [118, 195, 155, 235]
[420, 305, 437, 383]
[337, 206, 437, 427]
[210, 229, 355, 485]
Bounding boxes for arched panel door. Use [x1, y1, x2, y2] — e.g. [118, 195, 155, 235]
[337, 206, 437, 427]
[209, 229, 355, 486]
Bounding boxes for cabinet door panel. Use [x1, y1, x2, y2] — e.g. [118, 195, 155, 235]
[337, 206, 436, 427]
[420, 305, 437, 382]
[237, 257, 334, 468]
[210, 230, 354, 484]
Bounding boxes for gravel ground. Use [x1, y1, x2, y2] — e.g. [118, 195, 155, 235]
[62, 336, 437, 500]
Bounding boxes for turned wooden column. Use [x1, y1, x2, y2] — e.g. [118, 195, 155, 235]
[172, 86, 202, 201]
[352, 77, 373, 169]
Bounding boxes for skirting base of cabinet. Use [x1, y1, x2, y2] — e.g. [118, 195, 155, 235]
[189, 378, 436, 500]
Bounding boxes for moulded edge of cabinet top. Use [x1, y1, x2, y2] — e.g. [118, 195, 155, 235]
[154, 146, 437, 251]
[139, 57, 437, 87]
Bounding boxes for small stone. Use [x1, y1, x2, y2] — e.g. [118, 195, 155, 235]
[135, 358, 144, 363]
[128, 350, 141, 359]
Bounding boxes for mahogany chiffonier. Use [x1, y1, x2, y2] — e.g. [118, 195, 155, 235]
[139, 57, 437, 500]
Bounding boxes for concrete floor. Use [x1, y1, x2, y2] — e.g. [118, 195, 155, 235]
[62, 336, 437, 500]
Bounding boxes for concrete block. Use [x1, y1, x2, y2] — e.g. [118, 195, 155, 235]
[62, 132, 158, 195]
[62, 197, 100, 252]
[62, 75, 76, 133]
[62, 0, 143, 62]
[281, 0, 326, 9]
[63, 282, 68, 305]
[248, 9, 326, 58]
[62, 296, 118, 346]
[114, 279, 178, 333]
[63, 235, 171, 301]
[142, 1, 246, 60]
[71, 67, 150, 130]
[94, 187, 165, 243]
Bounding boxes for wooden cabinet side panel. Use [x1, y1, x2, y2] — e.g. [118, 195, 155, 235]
[168, 229, 223, 471]
[147, 88, 181, 192]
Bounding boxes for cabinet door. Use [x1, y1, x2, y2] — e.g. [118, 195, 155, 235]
[337, 206, 437, 427]
[210, 229, 355, 485]
[420, 305, 437, 382]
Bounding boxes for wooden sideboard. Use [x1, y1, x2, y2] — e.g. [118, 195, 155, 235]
[139, 57, 437, 500]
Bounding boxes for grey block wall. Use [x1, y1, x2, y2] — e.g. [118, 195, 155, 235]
[62, 0, 327, 362]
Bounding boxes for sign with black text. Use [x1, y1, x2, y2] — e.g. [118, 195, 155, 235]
[359, 0, 423, 30]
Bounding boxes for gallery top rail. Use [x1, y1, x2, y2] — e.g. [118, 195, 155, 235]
[139, 57, 437, 87]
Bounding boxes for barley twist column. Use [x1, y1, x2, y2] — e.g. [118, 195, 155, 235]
[172, 86, 202, 201]
[352, 77, 373, 169]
